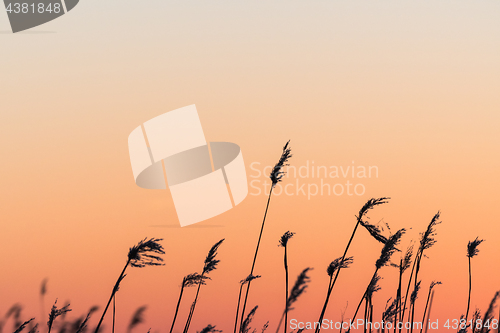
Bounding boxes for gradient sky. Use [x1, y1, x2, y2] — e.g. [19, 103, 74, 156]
[1, 1, 500, 332]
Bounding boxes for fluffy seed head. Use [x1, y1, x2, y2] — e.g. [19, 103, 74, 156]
[467, 237, 484, 258]
[128, 238, 165, 268]
[270, 141, 292, 187]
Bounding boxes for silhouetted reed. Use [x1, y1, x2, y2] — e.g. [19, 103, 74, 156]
[184, 239, 224, 333]
[242, 306, 258, 333]
[348, 229, 405, 333]
[316, 197, 390, 333]
[419, 281, 441, 333]
[48, 300, 71, 333]
[198, 325, 222, 333]
[409, 280, 421, 333]
[277, 268, 312, 333]
[14, 318, 34, 333]
[277, 231, 295, 333]
[239, 141, 291, 333]
[171, 273, 207, 333]
[391, 244, 414, 333]
[127, 306, 147, 333]
[479, 291, 499, 333]
[234, 275, 261, 333]
[74, 308, 95, 333]
[94, 237, 164, 333]
[466, 238, 484, 322]
[401, 212, 440, 333]
[382, 298, 398, 333]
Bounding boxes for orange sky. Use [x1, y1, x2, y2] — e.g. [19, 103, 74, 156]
[1, 1, 500, 332]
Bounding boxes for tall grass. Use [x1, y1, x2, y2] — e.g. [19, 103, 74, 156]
[171, 273, 207, 333]
[47, 300, 71, 333]
[316, 197, 390, 333]
[277, 231, 295, 333]
[234, 275, 261, 333]
[400, 212, 441, 333]
[419, 281, 441, 333]
[391, 245, 413, 333]
[127, 306, 146, 333]
[347, 229, 405, 332]
[94, 238, 164, 333]
[466, 238, 484, 322]
[276, 268, 312, 333]
[183, 239, 224, 333]
[239, 141, 291, 333]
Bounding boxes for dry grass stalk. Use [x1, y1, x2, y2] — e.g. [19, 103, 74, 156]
[239, 141, 292, 333]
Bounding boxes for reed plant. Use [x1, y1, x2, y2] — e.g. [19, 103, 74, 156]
[127, 306, 146, 333]
[391, 245, 414, 333]
[239, 141, 292, 333]
[171, 273, 207, 333]
[276, 268, 312, 333]
[277, 231, 295, 333]
[401, 212, 441, 333]
[234, 275, 261, 333]
[419, 281, 441, 333]
[316, 197, 390, 333]
[94, 237, 164, 333]
[466, 238, 484, 322]
[47, 300, 71, 333]
[183, 239, 224, 333]
[348, 228, 405, 332]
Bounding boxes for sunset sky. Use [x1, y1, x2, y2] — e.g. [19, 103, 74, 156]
[1, 1, 500, 332]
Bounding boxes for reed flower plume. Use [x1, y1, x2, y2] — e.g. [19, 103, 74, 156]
[94, 238, 164, 333]
[239, 141, 292, 333]
[287, 268, 312, 312]
[276, 268, 312, 333]
[75, 308, 96, 333]
[466, 238, 484, 323]
[377, 229, 405, 269]
[471, 309, 481, 333]
[242, 306, 258, 333]
[419, 212, 441, 254]
[366, 273, 382, 299]
[270, 141, 292, 187]
[198, 325, 222, 333]
[316, 197, 390, 333]
[128, 238, 165, 267]
[358, 198, 391, 244]
[327, 256, 354, 277]
[467, 238, 484, 258]
[359, 221, 388, 244]
[410, 281, 421, 305]
[127, 306, 147, 333]
[202, 238, 224, 274]
[382, 298, 398, 324]
[171, 273, 208, 333]
[279, 231, 294, 248]
[48, 300, 71, 333]
[479, 291, 499, 333]
[184, 239, 225, 333]
[13, 318, 34, 333]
